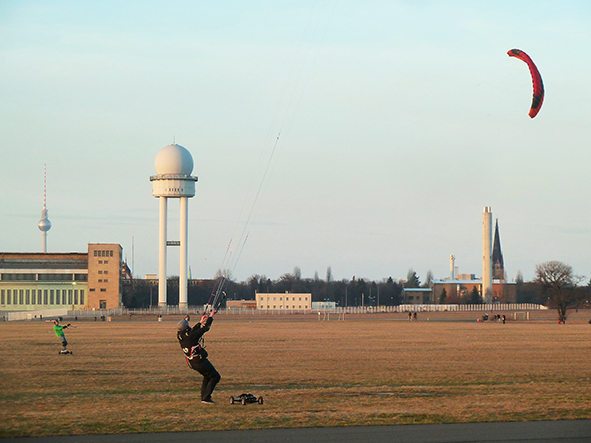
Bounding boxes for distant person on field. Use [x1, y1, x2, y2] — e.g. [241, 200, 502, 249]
[177, 313, 221, 404]
[53, 319, 71, 354]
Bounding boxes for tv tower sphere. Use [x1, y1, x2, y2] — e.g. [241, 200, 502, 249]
[150, 143, 198, 309]
[38, 217, 51, 232]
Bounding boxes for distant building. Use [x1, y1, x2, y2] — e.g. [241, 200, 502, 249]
[311, 301, 336, 310]
[402, 288, 433, 304]
[0, 243, 125, 313]
[431, 277, 516, 304]
[255, 292, 311, 311]
[226, 300, 257, 310]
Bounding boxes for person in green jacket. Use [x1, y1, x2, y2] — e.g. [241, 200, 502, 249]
[53, 319, 72, 355]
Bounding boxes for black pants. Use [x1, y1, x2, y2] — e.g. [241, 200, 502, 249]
[190, 358, 221, 401]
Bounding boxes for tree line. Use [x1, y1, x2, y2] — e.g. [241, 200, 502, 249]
[122, 262, 591, 320]
[123, 266, 406, 309]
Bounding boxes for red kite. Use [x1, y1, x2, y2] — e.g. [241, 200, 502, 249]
[507, 49, 544, 118]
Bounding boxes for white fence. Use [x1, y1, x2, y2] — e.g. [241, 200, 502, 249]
[7, 308, 69, 321]
[4, 303, 547, 321]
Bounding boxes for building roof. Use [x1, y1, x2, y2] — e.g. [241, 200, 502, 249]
[0, 252, 88, 269]
[431, 279, 515, 285]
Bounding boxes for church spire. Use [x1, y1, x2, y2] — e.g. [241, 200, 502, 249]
[492, 219, 504, 280]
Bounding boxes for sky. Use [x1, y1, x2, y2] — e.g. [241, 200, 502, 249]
[1, 1, 590, 284]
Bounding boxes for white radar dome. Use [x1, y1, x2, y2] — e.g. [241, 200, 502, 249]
[154, 144, 194, 176]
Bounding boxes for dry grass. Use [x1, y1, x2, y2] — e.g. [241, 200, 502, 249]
[1, 316, 591, 437]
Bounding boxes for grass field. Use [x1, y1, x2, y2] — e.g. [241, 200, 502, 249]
[1, 314, 591, 437]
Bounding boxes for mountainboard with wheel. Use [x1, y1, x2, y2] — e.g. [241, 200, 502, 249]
[229, 393, 263, 405]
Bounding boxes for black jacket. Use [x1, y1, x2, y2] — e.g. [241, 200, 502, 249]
[177, 317, 213, 361]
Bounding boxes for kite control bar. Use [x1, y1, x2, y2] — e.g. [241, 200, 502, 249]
[205, 276, 228, 316]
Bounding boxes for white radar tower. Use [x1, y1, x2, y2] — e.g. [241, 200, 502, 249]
[150, 143, 198, 308]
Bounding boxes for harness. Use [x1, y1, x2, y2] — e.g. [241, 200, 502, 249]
[180, 332, 207, 367]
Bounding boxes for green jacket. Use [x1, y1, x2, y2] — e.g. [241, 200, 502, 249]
[53, 324, 68, 337]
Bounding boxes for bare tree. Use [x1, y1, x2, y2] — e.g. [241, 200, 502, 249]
[423, 270, 433, 288]
[534, 261, 585, 323]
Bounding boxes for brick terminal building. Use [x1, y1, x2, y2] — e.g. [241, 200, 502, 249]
[0, 243, 125, 313]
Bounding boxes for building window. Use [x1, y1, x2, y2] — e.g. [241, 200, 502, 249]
[104, 279, 108, 283]
[100, 288, 106, 292]
[19, 290, 24, 304]
[104, 260, 108, 264]
[1, 289, 4, 305]
[89, 288, 95, 292]
[6, 289, 11, 304]
[49, 290, 54, 304]
[31, 290, 36, 305]
[98, 260, 103, 264]
[100, 300, 107, 309]
[74, 290, 78, 305]
[80, 290, 85, 305]
[94, 250, 98, 257]
[109, 251, 113, 257]
[43, 290, 48, 304]
[56, 289, 61, 304]
[104, 270, 108, 274]
[98, 270, 103, 274]
[37, 290, 42, 304]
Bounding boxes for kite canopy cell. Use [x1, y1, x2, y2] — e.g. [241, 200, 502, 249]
[507, 49, 544, 118]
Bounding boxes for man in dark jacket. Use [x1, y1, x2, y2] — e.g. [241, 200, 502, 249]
[177, 313, 221, 404]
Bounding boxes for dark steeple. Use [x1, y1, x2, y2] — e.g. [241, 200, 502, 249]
[492, 219, 504, 280]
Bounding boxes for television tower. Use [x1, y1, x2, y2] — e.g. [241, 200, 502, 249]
[38, 164, 52, 253]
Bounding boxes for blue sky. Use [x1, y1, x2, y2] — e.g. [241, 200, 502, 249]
[1, 1, 590, 283]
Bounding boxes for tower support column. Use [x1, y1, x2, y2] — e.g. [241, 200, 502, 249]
[179, 196, 188, 308]
[158, 196, 168, 306]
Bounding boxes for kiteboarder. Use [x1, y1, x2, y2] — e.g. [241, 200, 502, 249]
[177, 313, 221, 404]
[53, 319, 72, 354]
